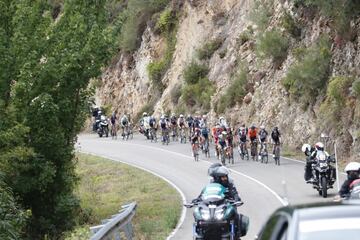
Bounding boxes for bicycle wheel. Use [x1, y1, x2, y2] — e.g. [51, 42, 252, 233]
[275, 146, 280, 165]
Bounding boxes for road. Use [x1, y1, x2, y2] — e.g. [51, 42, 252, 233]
[77, 134, 344, 240]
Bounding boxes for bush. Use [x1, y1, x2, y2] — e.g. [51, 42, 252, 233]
[282, 35, 331, 105]
[183, 61, 209, 85]
[281, 11, 301, 38]
[197, 38, 224, 60]
[249, 0, 274, 31]
[216, 66, 248, 113]
[182, 78, 215, 111]
[155, 8, 177, 34]
[352, 79, 360, 99]
[237, 31, 252, 46]
[256, 29, 289, 63]
[147, 60, 166, 90]
[326, 76, 354, 106]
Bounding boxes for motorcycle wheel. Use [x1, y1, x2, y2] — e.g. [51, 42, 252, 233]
[321, 177, 328, 198]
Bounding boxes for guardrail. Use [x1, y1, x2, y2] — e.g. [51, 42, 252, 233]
[90, 202, 137, 240]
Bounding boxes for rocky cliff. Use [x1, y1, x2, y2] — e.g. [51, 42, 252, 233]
[97, 0, 360, 162]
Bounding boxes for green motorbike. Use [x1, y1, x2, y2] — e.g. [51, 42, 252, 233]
[185, 183, 249, 240]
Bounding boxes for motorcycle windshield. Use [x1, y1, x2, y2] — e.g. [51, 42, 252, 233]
[201, 183, 226, 203]
[316, 151, 328, 168]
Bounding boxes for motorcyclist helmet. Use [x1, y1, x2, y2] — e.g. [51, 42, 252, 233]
[213, 166, 230, 186]
[208, 163, 222, 177]
[301, 144, 311, 154]
[143, 112, 148, 117]
[315, 142, 324, 151]
[344, 162, 360, 180]
[100, 115, 106, 121]
[98, 110, 102, 115]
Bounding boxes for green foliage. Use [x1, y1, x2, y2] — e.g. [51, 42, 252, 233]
[352, 79, 360, 99]
[183, 61, 209, 85]
[294, 0, 360, 35]
[0, 174, 29, 240]
[216, 66, 248, 113]
[283, 35, 332, 105]
[182, 77, 215, 110]
[281, 10, 301, 38]
[197, 38, 224, 60]
[0, 0, 116, 239]
[256, 29, 289, 63]
[249, 0, 274, 31]
[237, 30, 252, 46]
[326, 76, 354, 106]
[147, 7, 178, 92]
[119, 0, 171, 52]
[170, 84, 182, 104]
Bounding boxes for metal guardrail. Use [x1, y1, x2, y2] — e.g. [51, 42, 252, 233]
[90, 202, 137, 240]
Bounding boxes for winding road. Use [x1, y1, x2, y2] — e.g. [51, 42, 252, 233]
[77, 134, 345, 240]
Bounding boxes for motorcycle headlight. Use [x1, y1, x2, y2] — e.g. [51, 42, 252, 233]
[215, 209, 224, 220]
[200, 209, 210, 220]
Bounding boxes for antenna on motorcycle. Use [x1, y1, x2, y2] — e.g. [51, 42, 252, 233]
[334, 141, 340, 192]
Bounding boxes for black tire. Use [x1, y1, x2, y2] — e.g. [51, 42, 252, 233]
[321, 177, 328, 198]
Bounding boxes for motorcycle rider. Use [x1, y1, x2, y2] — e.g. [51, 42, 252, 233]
[302, 142, 335, 183]
[192, 166, 244, 235]
[338, 162, 360, 198]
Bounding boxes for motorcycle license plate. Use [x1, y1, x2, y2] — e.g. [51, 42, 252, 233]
[319, 162, 328, 168]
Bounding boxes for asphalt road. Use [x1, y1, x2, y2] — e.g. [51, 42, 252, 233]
[77, 134, 345, 240]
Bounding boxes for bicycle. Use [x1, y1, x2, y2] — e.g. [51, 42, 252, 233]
[150, 127, 157, 143]
[250, 139, 258, 161]
[238, 141, 249, 161]
[179, 127, 187, 144]
[273, 142, 281, 165]
[192, 141, 200, 161]
[162, 129, 170, 145]
[122, 125, 129, 140]
[226, 145, 234, 164]
[171, 125, 178, 142]
[259, 141, 268, 164]
[111, 124, 117, 140]
[203, 137, 210, 158]
[128, 123, 133, 139]
[218, 145, 226, 165]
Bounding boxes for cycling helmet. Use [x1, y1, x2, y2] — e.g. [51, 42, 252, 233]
[251, 124, 256, 129]
[260, 125, 265, 130]
[195, 128, 201, 132]
[179, 114, 184, 118]
[219, 116, 225, 121]
[143, 112, 148, 117]
[202, 114, 207, 119]
[315, 142, 324, 151]
[222, 131, 227, 135]
[344, 162, 360, 173]
[301, 144, 311, 153]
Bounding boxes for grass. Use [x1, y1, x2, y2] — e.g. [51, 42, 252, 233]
[66, 153, 182, 240]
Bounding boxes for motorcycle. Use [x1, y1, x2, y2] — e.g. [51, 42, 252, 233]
[97, 115, 109, 137]
[185, 183, 249, 240]
[307, 151, 336, 198]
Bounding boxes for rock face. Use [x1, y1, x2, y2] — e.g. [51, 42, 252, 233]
[97, 0, 360, 161]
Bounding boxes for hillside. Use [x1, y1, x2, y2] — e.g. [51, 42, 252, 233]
[97, 0, 360, 162]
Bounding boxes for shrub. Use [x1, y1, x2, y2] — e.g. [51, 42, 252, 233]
[147, 60, 166, 90]
[170, 84, 182, 104]
[155, 8, 177, 34]
[282, 35, 331, 105]
[197, 38, 224, 60]
[256, 29, 289, 63]
[281, 11, 301, 38]
[182, 78, 215, 111]
[352, 79, 360, 99]
[249, 0, 274, 31]
[326, 76, 354, 106]
[216, 66, 248, 113]
[183, 61, 209, 85]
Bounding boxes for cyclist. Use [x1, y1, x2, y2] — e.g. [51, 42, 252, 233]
[248, 124, 258, 160]
[258, 125, 268, 160]
[110, 111, 118, 136]
[120, 114, 129, 137]
[271, 126, 281, 158]
[217, 131, 228, 160]
[191, 128, 201, 156]
[237, 125, 248, 157]
[159, 115, 170, 143]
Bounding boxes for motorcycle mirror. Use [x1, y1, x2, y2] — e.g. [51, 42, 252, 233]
[184, 203, 194, 208]
[233, 201, 244, 207]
